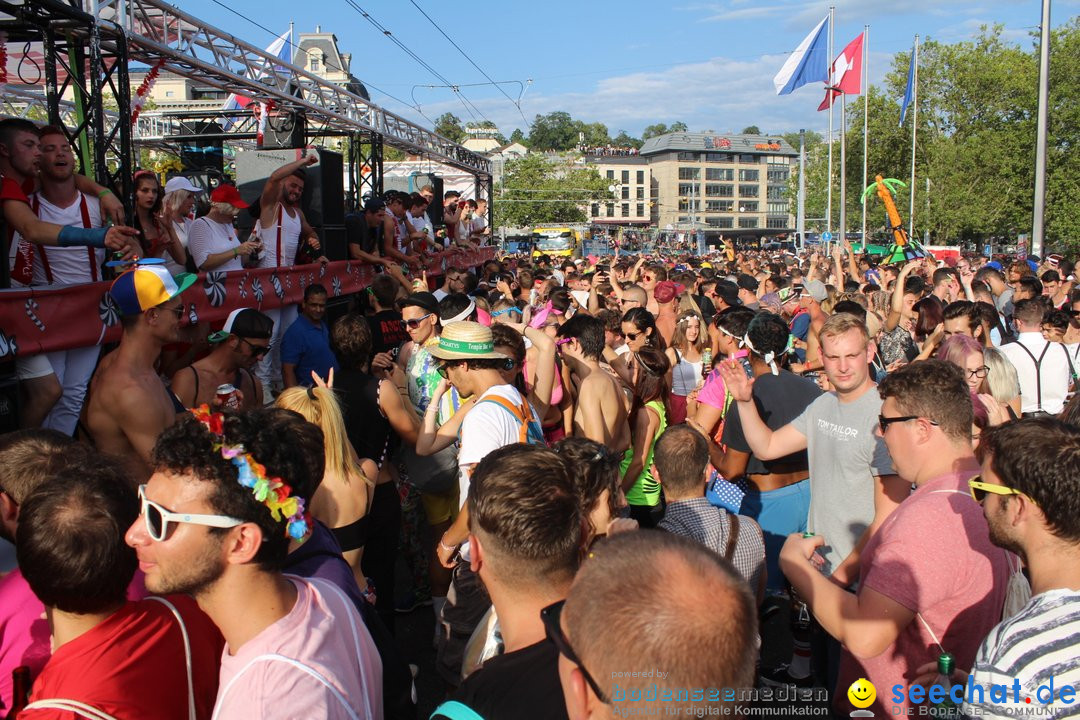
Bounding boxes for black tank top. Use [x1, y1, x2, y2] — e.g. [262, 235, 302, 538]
[335, 367, 393, 467]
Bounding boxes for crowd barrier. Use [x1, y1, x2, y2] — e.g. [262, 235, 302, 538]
[0, 247, 497, 358]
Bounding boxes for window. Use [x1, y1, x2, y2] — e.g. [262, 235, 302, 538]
[311, 56, 321, 72]
[164, 90, 175, 97]
[767, 186, 786, 200]
[738, 217, 758, 228]
[606, 170, 614, 180]
[705, 200, 734, 212]
[678, 183, 700, 196]
[636, 170, 645, 184]
[707, 216, 734, 228]
[767, 168, 790, 183]
[621, 203, 630, 217]
[767, 202, 789, 214]
[636, 186, 644, 200]
[767, 217, 788, 229]
[678, 167, 700, 180]
[738, 169, 759, 182]
[738, 202, 759, 213]
[621, 170, 630, 184]
[677, 152, 699, 161]
[706, 168, 733, 181]
[738, 185, 759, 198]
[591, 203, 600, 217]
[705, 153, 734, 163]
[637, 203, 645, 217]
[678, 199, 701, 212]
[739, 154, 756, 164]
[606, 203, 614, 218]
[705, 184, 734, 197]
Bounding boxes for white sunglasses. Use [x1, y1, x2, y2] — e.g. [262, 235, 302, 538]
[139, 484, 243, 542]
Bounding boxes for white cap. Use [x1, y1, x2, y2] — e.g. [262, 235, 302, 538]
[164, 176, 204, 195]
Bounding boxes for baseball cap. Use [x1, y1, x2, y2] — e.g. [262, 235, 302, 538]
[210, 184, 249, 209]
[713, 280, 741, 307]
[110, 264, 197, 316]
[163, 176, 204, 195]
[803, 279, 828, 303]
[400, 291, 440, 315]
[736, 273, 758, 293]
[654, 281, 685, 305]
[207, 308, 274, 344]
[364, 197, 386, 213]
[986, 261, 1003, 271]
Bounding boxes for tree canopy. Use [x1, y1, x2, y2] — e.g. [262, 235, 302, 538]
[495, 154, 610, 227]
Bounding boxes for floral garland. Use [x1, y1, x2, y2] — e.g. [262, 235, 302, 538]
[131, 58, 166, 125]
[191, 405, 311, 542]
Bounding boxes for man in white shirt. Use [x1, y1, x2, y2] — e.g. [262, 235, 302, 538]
[999, 298, 1074, 416]
[26, 127, 106, 435]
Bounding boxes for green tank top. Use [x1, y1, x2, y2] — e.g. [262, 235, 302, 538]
[620, 399, 668, 507]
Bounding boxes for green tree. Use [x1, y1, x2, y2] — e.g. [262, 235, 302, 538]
[495, 154, 609, 226]
[742, 125, 762, 135]
[509, 128, 528, 146]
[578, 121, 610, 147]
[612, 130, 642, 149]
[528, 111, 579, 151]
[641, 121, 688, 140]
[434, 113, 467, 144]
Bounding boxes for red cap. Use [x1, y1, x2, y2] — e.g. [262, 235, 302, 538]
[654, 281, 685, 304]
[210, 184, 249, 209]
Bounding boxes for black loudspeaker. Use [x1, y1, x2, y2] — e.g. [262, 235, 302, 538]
[321, 225, 347, 263]
[428, 175, 445, 227]
[262, 110, 306, 150]
[179, 121, 224, 173]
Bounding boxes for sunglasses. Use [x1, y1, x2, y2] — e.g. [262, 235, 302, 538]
[968, 475, 1024, 504]
[435, 361, 462, 379]
[239, 337, 269, 358]
[541, 600, 608, 702]
[405, 313, 434, 330]
[878, 414, 939, 433]
[138, 484, 243, 542]
[625, 331, 642, 341]
[158, 303, 185, 320]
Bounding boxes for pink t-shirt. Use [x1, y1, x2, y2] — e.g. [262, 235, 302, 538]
[836, 469, 1010, 716]
[0, 570, 147, 714]
[213, 576, 382, 720]
[696, 350, 750, 410]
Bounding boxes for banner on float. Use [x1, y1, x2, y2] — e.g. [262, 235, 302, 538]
[0, 249, 495, 358]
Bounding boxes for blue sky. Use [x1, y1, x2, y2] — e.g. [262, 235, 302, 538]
[183, 0, 1074, 139]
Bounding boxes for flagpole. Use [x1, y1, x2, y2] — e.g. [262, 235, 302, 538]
[839, 91, 847, 247]
[909, 35, 919, 241]
[861, 24, 869, 251]
[1031, 0, 1050, 258]
[826, 5, 835, 237]
[798, 129, 806, 251]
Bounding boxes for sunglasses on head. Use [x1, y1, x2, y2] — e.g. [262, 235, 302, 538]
[968, 475, 1025, 504]
[138, 484, 243, 542]
[405, 313, 434, 330]
[541, 600, 608, 702]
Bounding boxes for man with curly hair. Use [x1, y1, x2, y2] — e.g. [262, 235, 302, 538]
[126, 406, 382, 719]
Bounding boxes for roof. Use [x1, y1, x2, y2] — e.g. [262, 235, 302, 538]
[640, 132, 797, 157]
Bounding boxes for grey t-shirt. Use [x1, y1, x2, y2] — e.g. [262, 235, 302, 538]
[790, 385, 895, 575]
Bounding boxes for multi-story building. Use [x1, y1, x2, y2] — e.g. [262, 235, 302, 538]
[640, 132, 797, 239]
[583, 156, 653, 228]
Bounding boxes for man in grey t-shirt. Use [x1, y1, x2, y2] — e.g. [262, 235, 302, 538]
[720, 313, 904, 587]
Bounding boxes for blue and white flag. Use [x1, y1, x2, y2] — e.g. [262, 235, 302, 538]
[899, 41, 917, 126]
[773, 15, 830, 96]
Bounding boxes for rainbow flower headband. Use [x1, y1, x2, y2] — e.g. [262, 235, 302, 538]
[192, 405, 311, 542]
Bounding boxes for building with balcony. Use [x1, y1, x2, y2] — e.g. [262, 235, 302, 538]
[583, 156, 653, 227]
[639, 132, 797, 238]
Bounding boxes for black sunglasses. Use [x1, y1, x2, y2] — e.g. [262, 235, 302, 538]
[435, 360, 463, 379]
[405, 313, 434, 330]
[239, 337, 269, 359]
[540, 600, 608, 702]
[878, 414, 939, 433]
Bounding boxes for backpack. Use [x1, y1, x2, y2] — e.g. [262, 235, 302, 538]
[475, 393, 547, 447]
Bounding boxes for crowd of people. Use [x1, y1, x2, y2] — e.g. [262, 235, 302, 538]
[2, 114, 1080, 719]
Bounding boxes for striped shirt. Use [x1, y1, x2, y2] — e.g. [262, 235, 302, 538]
[962, 589, 1080, 719]
[659, 497, 765, 593]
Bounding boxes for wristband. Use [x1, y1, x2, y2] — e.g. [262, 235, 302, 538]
[233, 247, 239, 258]
[58, 225, 108, 248]
[438, 541, 458, 552]
[97, 188, 114, 199]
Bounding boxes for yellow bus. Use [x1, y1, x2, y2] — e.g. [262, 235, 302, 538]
[532, 226, 582, 259]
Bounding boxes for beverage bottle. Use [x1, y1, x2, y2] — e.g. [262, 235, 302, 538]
[931, 652, 958, 711]
[5, 665, 30, 720]
[701, 347, 713, 379]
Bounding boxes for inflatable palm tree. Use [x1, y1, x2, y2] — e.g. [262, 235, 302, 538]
[861, 174, 926, 263]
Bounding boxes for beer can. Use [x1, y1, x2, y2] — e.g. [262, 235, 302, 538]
[216, 383, 240, 410]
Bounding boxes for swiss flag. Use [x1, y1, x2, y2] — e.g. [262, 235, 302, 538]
[818, 33, 864, 111]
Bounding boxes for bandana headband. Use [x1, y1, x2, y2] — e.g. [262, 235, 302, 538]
[191, 405, 311, 543]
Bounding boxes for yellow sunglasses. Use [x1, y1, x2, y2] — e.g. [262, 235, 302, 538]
[968, 475, 1024, 504]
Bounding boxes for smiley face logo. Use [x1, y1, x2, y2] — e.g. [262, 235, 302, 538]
[847, 677, 876, 709]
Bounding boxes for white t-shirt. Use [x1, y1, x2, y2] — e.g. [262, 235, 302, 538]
[188, 216, 244, 272]
[163, 217, 193, 276]
[256, 202, 303, 268]
[457, 384, 540, 509]
[999, 333, 1073, 415]
[406, 211, 433, 245]
[27, 192, 104, 285]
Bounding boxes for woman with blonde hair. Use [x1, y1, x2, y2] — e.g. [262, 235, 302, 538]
[276, 382, 377, 588]
[665, 309, 706, 424]
[983, 345, 1022, 421]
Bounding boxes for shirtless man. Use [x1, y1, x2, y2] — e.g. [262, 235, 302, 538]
[557, 314, 632, 454]
[791, 279, 830, 374]
[82, 264, 196, 483]
[171, 307, 272, 409]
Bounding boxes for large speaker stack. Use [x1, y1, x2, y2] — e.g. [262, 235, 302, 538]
[234, 148, 347, 262]
[178, 121, 225, 173]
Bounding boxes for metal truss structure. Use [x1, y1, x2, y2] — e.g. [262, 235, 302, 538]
[0, 0, 492, 208]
